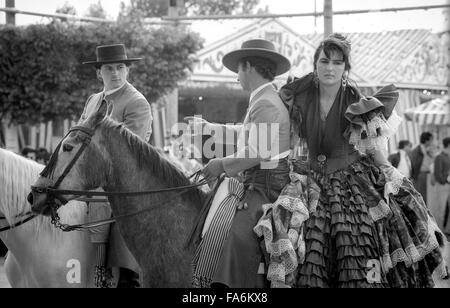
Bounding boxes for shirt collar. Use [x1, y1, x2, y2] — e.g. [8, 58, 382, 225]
[103, 82, 127, 97]
[249, 82, 273, 104]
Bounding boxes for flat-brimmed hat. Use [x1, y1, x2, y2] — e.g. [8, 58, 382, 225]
[83, 44, 142, 66]
[222, 39, 291, 76]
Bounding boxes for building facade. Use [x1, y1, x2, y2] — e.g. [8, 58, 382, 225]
[179, 18, 450, 152]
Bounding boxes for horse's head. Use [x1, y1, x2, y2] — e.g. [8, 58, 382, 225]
[28, 99, 110, 216]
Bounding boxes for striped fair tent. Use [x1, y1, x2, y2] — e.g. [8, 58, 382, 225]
[404, 96, 450, 126]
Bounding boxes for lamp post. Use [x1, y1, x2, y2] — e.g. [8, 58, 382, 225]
[324, 0, 333, 38]
[6, 0, 15, 25]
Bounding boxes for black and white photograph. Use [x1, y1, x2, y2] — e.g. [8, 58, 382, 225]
[0, 0, 449, 292]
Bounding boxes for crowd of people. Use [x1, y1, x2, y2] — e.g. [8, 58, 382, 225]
[21, 147, 51, 165]
[388, 133, 450, 237]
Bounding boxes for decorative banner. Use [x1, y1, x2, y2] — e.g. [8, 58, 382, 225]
[192, 20, 448, 88]
[193, 19, 316, 83]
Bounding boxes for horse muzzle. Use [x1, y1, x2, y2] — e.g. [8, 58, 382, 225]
[28, 187, 51, 215]
[28, 187, 67, 216]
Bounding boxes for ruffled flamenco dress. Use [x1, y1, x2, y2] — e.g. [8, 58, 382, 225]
[254, 74, 446, 288]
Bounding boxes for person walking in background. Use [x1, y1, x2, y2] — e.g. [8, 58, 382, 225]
[410, 132, 435, 204]
[388, 140, 412, 178]
[432, 137, 450, 232]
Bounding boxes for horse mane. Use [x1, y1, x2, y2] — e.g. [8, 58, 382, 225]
[100, 119, 206, 206]
[0, 148, 87, 239]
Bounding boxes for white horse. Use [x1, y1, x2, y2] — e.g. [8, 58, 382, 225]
[0, 148, 98, 288]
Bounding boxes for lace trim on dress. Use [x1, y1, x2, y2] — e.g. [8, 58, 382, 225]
[349, 111, 402, 156]
[382, 228, 440, 272]
[379, 165, 405, 201]
[254, 171, 319, 288]
[369, 200, 391, 222]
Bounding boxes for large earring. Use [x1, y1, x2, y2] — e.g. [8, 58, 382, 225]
[342, 72, 348, 89]
[313, 70, 319, 88]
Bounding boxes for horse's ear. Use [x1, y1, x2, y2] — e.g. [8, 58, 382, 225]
[93, 99, 109, 127]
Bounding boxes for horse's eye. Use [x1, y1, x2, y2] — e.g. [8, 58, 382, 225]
[63, 143, 74, 152]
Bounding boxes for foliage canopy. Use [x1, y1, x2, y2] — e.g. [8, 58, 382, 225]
[0, 21, 203, 124]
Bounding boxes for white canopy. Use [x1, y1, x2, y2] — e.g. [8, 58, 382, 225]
[404, 96, 449, 126]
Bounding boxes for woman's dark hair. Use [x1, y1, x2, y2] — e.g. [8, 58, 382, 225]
[313, 33, 352, 72]
[239, 56, 276, 81]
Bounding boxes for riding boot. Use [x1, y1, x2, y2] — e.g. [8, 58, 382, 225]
[117, 268, 140, 288]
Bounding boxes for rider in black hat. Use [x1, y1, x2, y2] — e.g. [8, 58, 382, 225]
[81, 44, 153, 288]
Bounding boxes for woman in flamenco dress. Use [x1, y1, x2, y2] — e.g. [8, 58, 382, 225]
[254, 33, 446, 288]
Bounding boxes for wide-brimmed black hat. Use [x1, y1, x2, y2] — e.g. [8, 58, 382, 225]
[222, 39, 291, 76]
[83, 44, 142, 66]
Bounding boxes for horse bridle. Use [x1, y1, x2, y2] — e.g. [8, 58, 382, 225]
[30, 122, 211, 232]
[30, 125, 96, 215]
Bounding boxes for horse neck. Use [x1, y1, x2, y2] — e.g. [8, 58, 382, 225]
[101, 127, 202, 206]
[103, 136, 162, 192]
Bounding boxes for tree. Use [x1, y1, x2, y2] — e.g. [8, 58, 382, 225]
[128, 0, 168, 18]
[122, 0, 260, 18]
[0, 21, 203, 125]
[185, 0, 260, 15]
[55, 2, 77, 16]
[85, 1, 108, 19]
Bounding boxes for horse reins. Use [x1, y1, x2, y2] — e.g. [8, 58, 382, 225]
[30, 121, 211, 232]
[48, 171, 210, 232]
[0, 212, 37, 232]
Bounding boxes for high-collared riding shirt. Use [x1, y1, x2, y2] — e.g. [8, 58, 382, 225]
[103, 82, 127, 98]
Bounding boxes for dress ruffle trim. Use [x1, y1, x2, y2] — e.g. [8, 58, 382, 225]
[369, 200, 391, 221]
[380, 165, 405, 200]
[348, 111, 402, 156]
[254, 172, 320, 288]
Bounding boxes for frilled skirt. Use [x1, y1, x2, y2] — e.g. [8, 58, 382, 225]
[296, 156, 442, 288]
